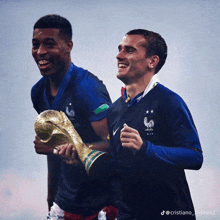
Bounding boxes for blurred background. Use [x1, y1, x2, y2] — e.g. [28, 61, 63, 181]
[0, 0, 219, 219]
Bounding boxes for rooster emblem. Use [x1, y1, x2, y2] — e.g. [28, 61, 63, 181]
[144, 117, 154, 131]
[66, 106, 75, 117]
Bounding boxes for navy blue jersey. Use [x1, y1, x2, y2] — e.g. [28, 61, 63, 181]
[107, 83, 203, 220]
[31, 63, 112, 215]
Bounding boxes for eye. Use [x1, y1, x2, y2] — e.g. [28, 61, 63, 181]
[126, 47, 135, 53]
[45, 42, 56, 48]
[32, 42, 39, 49]
[118, 46, 122, 52]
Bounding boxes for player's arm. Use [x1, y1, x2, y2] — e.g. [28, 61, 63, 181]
[88, 117, 109, 152]
[34, 135, 54, 154]
[34, 136, 61, 210]
[47, 154, 61, 211]
[120, 123, 203, 170]
[120, 96, 203, 170]
[56, 118, 109, 161]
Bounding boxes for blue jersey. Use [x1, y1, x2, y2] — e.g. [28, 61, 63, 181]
[31, 63, 112, 215]
[107, 83, 203, 220]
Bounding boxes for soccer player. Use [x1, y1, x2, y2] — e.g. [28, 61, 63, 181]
[31, 14, 115, 219]
[106, 29, 203, 219]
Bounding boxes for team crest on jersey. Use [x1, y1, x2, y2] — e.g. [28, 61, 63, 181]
[144, 109, 155, 135]
[66, 103, 75, 117]
[144, 117, 154, 131]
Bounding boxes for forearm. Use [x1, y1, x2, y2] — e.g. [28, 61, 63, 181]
[85, 140, 109, 152]
[90, 118, 110, 152]
[138, 98, 203, 170]
[138, 141, 203, 170]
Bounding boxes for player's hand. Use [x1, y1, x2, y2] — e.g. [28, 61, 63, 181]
[56, 144, 80, 165]
[120, 124, 143, 151]
[34, 135, 54, 154]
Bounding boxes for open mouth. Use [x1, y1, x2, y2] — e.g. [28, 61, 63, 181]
[37, 59, 51, 69]
[118, 63, 129, 71]
[118, 63, 127, 68]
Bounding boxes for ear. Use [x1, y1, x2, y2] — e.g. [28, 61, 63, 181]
[148, 55, 159, 70]
[67, 40, 73, 52]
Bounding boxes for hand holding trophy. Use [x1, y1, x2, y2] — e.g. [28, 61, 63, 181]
[34, 110, 107, 174]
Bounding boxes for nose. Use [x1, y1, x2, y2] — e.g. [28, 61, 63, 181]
[116, 49, 125, 60]
[37, 44, 47, 55]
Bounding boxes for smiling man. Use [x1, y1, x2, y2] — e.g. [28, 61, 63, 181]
[106, 29, 203, 219]
[32, 28, 71, 75]
[31, 14, 115, 220]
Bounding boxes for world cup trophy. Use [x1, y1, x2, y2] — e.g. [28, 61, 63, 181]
[34, 110, 109, 175]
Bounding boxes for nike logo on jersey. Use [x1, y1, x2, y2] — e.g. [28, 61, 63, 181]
[113, 127, 120, 136]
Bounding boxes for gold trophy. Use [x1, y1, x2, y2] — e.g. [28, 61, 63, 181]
[34, 110, 107, 174]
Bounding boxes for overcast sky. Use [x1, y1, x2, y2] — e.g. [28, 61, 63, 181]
[0, 0, 220, 219]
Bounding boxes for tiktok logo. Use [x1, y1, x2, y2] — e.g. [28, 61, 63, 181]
[161, 210, 165, 215]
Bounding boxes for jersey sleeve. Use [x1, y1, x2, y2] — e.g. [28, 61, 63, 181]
[76, 71, 112, 122]
[31, 77, 45, 114]
[139, 141, 203, 170]
[137, 93, 203, 170]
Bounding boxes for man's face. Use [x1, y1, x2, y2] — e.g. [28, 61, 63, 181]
[32, 28, 72, 77]
[116, 34, 150, 84]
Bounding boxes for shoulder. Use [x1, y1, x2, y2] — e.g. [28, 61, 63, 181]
[71, 63, 101, 84]
[153, 84, 192, 122]
[108, 97, 123, 115]
[31, 77, 47, 113]
[109, 97, 122, 109]
[31, 77, 46, 101]
[74, 66, 105, 89]
[154, 84, 186, 106]
[71, 64, 110, 98]
[154, 84, 178, 97]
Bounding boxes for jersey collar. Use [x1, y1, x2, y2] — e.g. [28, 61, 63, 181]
[43, 62, 73, 110]
[123, 75, 160, 107]
[142, 74, 160, 98]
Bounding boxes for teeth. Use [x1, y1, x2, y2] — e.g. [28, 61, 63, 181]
[119, 64, 127, 68]
[38, 60, 49, 65]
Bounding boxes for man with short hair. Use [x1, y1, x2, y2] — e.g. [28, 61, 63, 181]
[106, 29, 203, 219]
[31, 14, 114, 219]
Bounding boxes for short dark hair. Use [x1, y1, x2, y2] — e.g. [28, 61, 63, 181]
[126, 29, 167, 73]
[34, 14, 72, 41]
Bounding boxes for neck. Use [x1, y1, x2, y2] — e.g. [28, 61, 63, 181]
[125, 73, 154, 100]
[49, 61, 71, 97]
[49, 79, 60, 97]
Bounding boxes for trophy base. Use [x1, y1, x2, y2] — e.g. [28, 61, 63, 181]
[83, 151, 112, 177]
